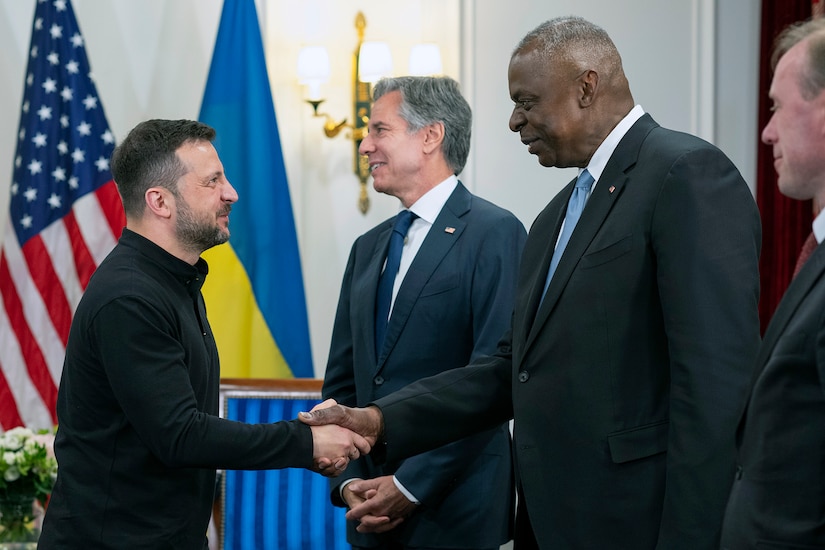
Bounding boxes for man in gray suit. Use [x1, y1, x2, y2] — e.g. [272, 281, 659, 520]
[305, 17, 761, 549]
[721, 17, 825, 549]
[322, 76, 525, 550]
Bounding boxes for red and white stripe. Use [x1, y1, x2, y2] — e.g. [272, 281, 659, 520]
[0, 182, 123, 431]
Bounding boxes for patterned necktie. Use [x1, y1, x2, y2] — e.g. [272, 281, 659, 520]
[793, 231, 818, 279]
[541, 169, 594, 301]
[375, 210, 417, 355]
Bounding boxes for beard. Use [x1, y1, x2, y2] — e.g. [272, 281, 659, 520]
[175, 196, 230, 254]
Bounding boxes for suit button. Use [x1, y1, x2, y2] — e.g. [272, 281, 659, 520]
[518, 371, 529, 382]
[374, 376, 384, 386]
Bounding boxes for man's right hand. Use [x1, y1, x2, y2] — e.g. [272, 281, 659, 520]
[299, 403, 384, 448]
[305, 399, 373, 477]
[308, 422, 371, 477]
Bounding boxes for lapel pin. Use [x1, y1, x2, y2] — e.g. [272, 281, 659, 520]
[445, 227, 456, 234]
[609, 185, 616, 194]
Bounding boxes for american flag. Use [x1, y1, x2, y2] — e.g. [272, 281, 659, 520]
[0, 0, 125, 431]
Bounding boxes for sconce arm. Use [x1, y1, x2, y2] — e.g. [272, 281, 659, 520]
[305, 99, 350, 138]
[323, 118, 349, 138]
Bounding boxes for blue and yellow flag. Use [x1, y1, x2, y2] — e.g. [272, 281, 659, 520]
[199, 0, 313, 378]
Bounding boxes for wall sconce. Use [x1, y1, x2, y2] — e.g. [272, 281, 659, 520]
[297, 12, 385, 214]
[298, 12, 442, 214]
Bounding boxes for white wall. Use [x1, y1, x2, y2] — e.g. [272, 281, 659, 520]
[716, 0, 761, 188]
[0, 0, 760, 378]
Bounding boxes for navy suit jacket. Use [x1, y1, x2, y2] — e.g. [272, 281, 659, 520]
[373, 115, 762, 549]
[721, 239, 825, 549]
[323, 182, 526, 548]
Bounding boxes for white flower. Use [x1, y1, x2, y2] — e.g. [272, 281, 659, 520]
[2, 434, 21, 451]
[1, 427, 32, 451]
[0, 426, 57, 503]
[4, 466, 20, 482]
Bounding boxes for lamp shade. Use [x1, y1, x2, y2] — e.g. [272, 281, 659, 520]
[409, 43, 443, 76]
[297, 46, 331, 81]
[358, 41, 392, 83]
[297, 46, 331, 100]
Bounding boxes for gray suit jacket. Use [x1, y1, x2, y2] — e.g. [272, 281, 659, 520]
[324, 182, 525, 548]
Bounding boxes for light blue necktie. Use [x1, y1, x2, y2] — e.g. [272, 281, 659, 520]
[541, 169, 594, 301]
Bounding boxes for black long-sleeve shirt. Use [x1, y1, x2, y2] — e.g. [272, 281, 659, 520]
[40, 229, 313, 549]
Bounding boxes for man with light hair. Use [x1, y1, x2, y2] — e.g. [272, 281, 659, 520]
[721, 17, 825, 549]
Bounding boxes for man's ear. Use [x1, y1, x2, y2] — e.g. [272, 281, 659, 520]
[422, 121, 445, 155]
[579, 69, 599, 108]
[145, 187, 173, 219]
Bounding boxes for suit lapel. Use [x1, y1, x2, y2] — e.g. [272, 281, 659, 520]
[376, 183, 471, 369]
[355, 224, 392, 366]
[524, 115, 654, 352]
[734, 240, 825, 441]
[522, 182, 570, 323]
[753, 240, 825, 377]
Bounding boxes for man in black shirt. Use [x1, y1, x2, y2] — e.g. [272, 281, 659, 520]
[39, 119, 369, 549]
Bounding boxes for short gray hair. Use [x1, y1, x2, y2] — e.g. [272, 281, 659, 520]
[514, 16, 623, 77]
[372, 76, 471, 175]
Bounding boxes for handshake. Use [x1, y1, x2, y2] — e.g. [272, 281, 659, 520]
[299, 400, 413, 533]
[299, 399, 384, 477]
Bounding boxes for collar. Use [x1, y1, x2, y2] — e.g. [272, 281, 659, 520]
[119, 228, 209, 293]
[584, 104, 646, 183]
[404, 175, 458, 225]
[813, 208, 825, 244]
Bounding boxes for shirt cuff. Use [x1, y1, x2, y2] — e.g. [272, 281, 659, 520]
[392, 475, 420, 505]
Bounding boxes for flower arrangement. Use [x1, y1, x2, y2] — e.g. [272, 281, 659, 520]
[0, 427, 57, 543]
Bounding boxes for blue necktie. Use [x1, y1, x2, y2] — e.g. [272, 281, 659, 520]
[375, 210, 417, 355]
[541, 169, 594, 301]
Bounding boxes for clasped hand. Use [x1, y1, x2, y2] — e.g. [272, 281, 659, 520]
[307, 399, 374, 477]
[343, 475, 416, 533]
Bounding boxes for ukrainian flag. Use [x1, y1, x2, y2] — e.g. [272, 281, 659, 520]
[198, 0, 313, 378]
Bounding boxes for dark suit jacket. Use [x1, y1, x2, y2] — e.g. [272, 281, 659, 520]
[373, 115, 762, 549]
[720, 240, 825, 549]
[323, 182, 525, 548]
